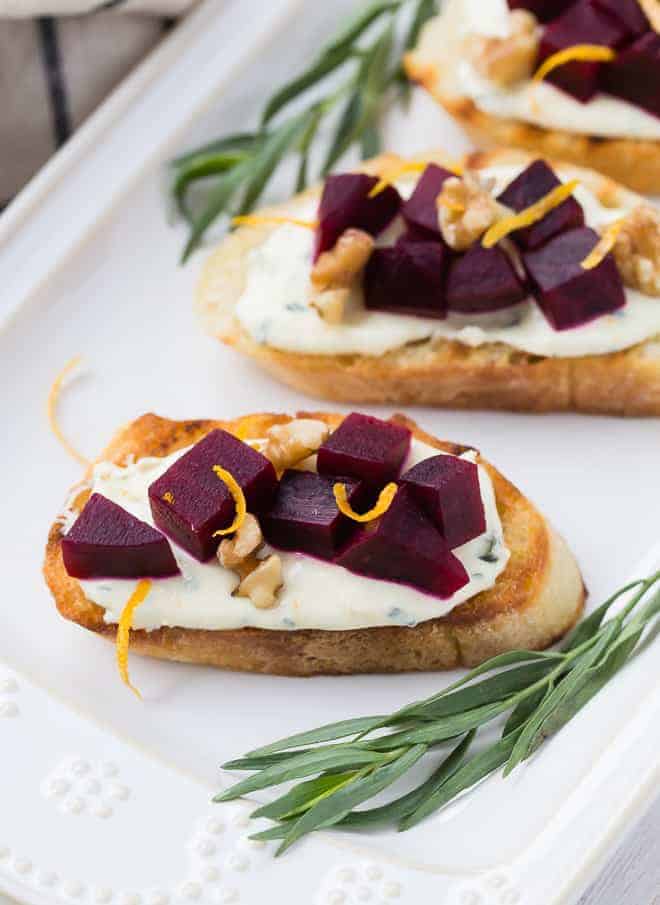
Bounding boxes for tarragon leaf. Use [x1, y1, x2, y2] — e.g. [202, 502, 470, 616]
[215, 746, 387, 801]
[262, 46, 355, 127]
[245, 715, 386, 758]
[399, 732, 520, 830]
[276, 744, 426, 854]
[506, 621, 622, 773]
[324, 1, 401, 56]
[252, 770, 362, 821]
[340, 731, 474, 828]
[237, 112, 314, 216]
[364, 699, 514, 751]
[562, 579, 642, 651]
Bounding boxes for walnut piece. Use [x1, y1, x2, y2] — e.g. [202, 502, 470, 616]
[218, 513, 263, 571]
[311, 228, 375, 290]
[437, 173, 500, 251]
[466, 10, 539, 87]
[310, 288, 350, 325]
[264, 418, 330, 472]
[310, 228, 375, 323]
[609, 205, 660, 298]
[236, 555, 283, 609]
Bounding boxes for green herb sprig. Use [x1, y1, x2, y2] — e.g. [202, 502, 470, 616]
[215, 571, 660, 855]
[171, 0, 437, 262]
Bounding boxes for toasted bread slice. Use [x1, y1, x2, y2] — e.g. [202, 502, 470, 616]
[403, 18, 660, 195]
[196, 148, 660, 415]
[44, 412, 585, 675]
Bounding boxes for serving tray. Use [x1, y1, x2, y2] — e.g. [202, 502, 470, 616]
[1, 1, 660, 903]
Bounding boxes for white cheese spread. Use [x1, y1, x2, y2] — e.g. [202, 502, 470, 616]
[417, 0, 660, 141]
[69, 439, 509, 633]
[233, 166, 660, 359]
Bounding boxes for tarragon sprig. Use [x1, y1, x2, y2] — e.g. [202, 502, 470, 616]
[171, 0, 437, 262]
[215, 571, 660, 855]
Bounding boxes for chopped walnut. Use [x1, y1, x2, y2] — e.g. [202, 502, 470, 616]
[310, 228, 375, 322]
[609, 205, 660, 298]
[218, 513, 263, 571]
[311, 228, 375, 290]
[310, 288, 349, 325]
[264, 418, 330, 472]
[236, 555, 283, 609]
[466, 10, 539, 87]
[437, 173, 500, 251]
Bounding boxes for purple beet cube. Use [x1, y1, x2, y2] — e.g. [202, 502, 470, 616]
[447, 244, 527, 314]
[538, 1, 627, 102]
[602, 33, 660, 119]
[364, 239, 450, 319]
[523, 226, 625, 330]
[401, 456, 486, 548]
[592, 0, 650, 39]
[497, 160, 585, 250]
[401, 164, 453, 237]
[314, 173, 401, 259]
[507, 0, 575, 23]
[317, 413, 411, 488]
[262, 470, 362, 560]
[62, 493, 179, 580]
[149, 429, 277, 561]
[336, 487, 469, 599]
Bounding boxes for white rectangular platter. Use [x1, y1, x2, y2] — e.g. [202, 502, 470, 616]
[1, 2, 660, 903]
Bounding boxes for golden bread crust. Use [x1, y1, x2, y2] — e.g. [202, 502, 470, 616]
[195, 149, 660, 415]
[44, 412, 585, 675]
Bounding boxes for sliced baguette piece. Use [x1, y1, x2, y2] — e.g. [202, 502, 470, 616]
[196, 148, 660, 415]
[403, 11, 660, 195]
[44, 411, 585, 675]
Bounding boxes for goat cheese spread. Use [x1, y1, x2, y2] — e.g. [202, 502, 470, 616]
[417, 0, 660, 141]
[233, 166, 660, 359]
[69, 439, 509, 632]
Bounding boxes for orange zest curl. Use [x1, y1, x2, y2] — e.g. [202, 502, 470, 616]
[333, 482, 398, 523]
[47, 356, 91, 467]
[232, 215, 317, 230]
[532, 44, 617, 86]
[581, 219, 626, 270]
[369, 157, 464, 198]
[212, 466, 247, 536]
[482, 179, 580, 248]
[116, 579, 152, 698]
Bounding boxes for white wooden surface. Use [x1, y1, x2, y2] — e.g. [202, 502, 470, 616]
[579, 795, 660, 904]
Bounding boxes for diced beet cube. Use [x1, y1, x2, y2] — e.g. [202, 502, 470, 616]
[401, 456, 486, 548]
[508, 0, 575, 23]
[62, 493, 179, 580]
[592, 0, 650, 40]
[602, 33, 660, 119]
[317, 413, 411, 488]
[314, 173, 401, 259]
[149, 429, 277, 561]
[364, 240, 450, 319]
[523, 226, 625, 330]
[497, 160, 585, 250]
[336, 487, 469, 599]
[401, 164, 453, 237]
[447, 244, 527, 314]
[262, 471, 362, 560]
[538, 1, 627, 102]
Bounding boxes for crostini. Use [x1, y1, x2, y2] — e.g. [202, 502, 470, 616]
[405, 0, 660, 194]
[45, 411, 585, 676]
[197, 149, 660, 414]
